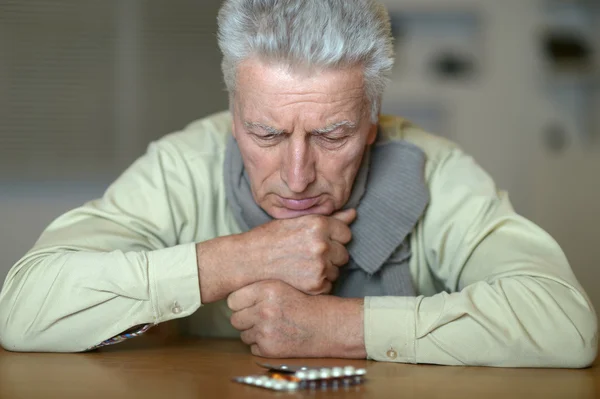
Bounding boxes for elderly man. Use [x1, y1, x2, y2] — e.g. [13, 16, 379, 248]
[0, 0, 597, 367]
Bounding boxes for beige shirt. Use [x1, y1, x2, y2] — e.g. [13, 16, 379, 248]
[0, 112, 597, 367]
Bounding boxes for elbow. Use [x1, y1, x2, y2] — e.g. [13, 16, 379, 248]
[502, 278, 599, 368]
[0, 323, 30, 352]
[0, 255, 85, 353]
[0, 281, 39, 352]
[546, 299, 598, 368]
[0, 305, 30, 352]
[0, 307, 81, 353]
[565, 312, 598, 368]
[0, 297, 87, 353]
[0, 297, 38, 352]
[0, 282, 63, 353]
[566, 288, 598, 368]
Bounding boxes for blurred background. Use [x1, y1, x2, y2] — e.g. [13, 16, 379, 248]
[0, 0, 599, 311]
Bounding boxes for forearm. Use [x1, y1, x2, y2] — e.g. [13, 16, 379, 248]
[320, 296, 366, 358]
[0, 245, 199, 352]
[365, 276, 597, 367]
[419, 277, 597, 367]
[196, 233, 260, 303]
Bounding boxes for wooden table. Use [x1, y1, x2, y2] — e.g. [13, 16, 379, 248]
[1, 339, 598, 398]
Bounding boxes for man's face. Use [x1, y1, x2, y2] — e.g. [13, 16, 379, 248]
[231, 58, 378, 219]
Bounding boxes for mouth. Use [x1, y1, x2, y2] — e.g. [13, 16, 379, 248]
[279, 196, 321, 211]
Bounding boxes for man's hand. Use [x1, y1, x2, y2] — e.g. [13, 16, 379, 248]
[238, 208, 356, 295]
[196, 209, 356, 303]
[227, 280, 366, 358]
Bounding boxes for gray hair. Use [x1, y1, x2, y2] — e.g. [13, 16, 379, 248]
[217, 0, 394, 123]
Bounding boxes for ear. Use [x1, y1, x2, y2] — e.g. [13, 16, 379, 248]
[366, 122, 378, 145]
[231, 121, 237, 140]
[230, 98, 238, 140]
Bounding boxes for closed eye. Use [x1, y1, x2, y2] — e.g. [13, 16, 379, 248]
[319, 135, 344, 142]
[313, 133, 349, 148]
[249, 131, 286, 146]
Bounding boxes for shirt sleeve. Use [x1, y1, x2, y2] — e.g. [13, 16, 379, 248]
[0, 140, 203, 352]
[364, 147, 598, 368]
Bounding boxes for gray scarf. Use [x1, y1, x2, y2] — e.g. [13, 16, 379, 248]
[223, 132, 429, 297]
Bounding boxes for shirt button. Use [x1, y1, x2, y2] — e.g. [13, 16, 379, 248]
[386, 348, 398, 360]
[171, 301, 182, 314]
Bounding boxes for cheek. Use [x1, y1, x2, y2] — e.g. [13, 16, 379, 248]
[238, 141, 281, 190]
[319, 147, 365, 189]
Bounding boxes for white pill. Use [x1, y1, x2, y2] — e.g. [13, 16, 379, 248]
[319, 368, 331, 379]
[255, 376, 269, 386]
[331, 367, 343, 377]
[296, 371, 307, 379]
[307, 370, 319, 380]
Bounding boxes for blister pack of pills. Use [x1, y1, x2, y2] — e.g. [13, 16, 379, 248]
[233, 363, 367, 391]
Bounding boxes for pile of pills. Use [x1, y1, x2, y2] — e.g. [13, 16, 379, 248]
[233, 365, 367, 391]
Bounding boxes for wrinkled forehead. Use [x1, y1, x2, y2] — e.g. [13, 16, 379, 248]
[232, 57, 370, 119]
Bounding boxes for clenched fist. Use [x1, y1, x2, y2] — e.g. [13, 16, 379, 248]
[196, 208, 356, 303]
[227, 280, 365, 358]
[238, 208, 356, 295]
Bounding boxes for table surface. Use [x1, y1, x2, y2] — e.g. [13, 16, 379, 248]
[1, 338, 598, 399]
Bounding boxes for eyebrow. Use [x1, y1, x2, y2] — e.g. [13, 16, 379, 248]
[244, 120, 357, 135]
[244, 122, 285, 135]
[312, 120, 357, 135]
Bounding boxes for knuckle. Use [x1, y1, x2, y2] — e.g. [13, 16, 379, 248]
[240, 331, 251, 344]
[263, 280, 285, 298]
[306, 278, 324, 294]
[311, 241, 328, 256]
[309, 215, 327, 231]
[263, 284, 278, 299]
[258, 323, 275, 340]
[318, 260, 329, 275]
[257, 344, 275, 358]
[259, 304, 277, 321]
[263, 286, 275, 298]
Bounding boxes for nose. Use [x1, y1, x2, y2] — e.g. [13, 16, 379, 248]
[280, 136, 316, 194]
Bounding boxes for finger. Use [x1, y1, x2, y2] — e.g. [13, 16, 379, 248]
[240, 328, 257, 345]
[230, 308, 257, 331]
[250, 344, 262, 357]
[328, 219, 353, 244]
[325, 264, 340, 282]
[227, 283, 261, 312]
[328, 241, 350, 266]
[321, 280, 333, 295]
[331, 208, 357, 225]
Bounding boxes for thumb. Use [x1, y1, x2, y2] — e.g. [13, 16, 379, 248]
[331, 208, 357, 225]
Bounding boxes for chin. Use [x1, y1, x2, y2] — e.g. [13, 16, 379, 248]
[265, 202, 337, 219]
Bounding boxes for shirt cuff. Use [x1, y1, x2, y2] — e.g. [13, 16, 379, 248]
[364, 296, 418, 363]
[148, 243, 201, 323]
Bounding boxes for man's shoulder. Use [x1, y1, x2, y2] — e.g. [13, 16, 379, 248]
[154, 111, 233, 160]
[379, 114, 460, 180]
